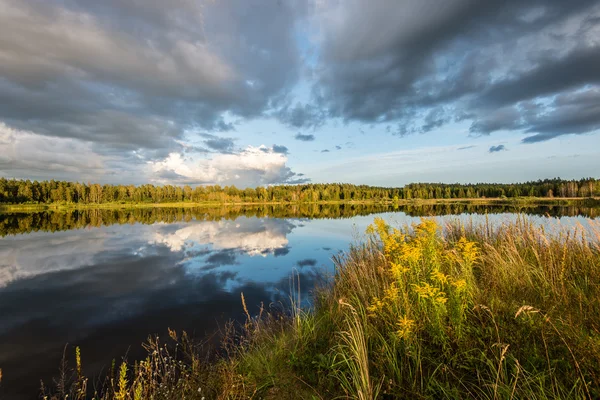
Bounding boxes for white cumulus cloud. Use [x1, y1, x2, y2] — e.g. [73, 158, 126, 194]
[151, 145, 305, 187]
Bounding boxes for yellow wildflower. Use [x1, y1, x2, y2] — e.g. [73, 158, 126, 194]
[396, 315, 416, 339]
[384, 283, 400, 302]
[390, 262, 410, 278]
[373, 217, 389, 238]
[413, 282, 436, 299]
[452, 279, 467, 291]
[367, 297, 385, 317]
[431, 269, 449, 285]
[413, 282, 447, 306]
[456, 236, 479, 265]
[400, 244, 422, 264]
[414, 218, 439, 241]
[75, 346, 82, 377]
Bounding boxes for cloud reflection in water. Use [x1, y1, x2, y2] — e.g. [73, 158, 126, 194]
[0, 215, 333, 399]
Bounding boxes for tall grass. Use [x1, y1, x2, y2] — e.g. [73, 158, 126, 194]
[314, 216, 599, 399]
[41, 217, 600, 399]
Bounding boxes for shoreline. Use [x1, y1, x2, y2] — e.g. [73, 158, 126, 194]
[1, 196, 598, 213]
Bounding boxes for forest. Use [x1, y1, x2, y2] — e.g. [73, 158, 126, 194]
[0, 177, 598, 205]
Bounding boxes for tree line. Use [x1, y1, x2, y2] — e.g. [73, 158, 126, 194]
[403, 178, 599, 199]
[0, 177, 598, 205]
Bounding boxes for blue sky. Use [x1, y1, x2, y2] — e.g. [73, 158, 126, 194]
[0, 0, 599, 187]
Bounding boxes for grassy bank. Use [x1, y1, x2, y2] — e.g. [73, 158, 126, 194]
[40, 217, 600, 399]
[1, 197, 599, 213]
[0, 200, 387, 213]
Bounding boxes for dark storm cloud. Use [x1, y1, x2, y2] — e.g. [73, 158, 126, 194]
[470, 87, 600, 142]
[272, 145, 289, 155]
[469, 107, 522, 135]
[489, 145, 507, 153]
[0, 0, 306, 156]
[315, 0, 600, 142]
[477, 47, 600, 108]
[2, 0, 600, 186]
[421, 107, 452, 133]
[294, 133, 315, 142]
[521, 88, 600, 143]
[273, 102, 327, 130]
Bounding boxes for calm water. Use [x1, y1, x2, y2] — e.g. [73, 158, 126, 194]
[0, 204, 598, 399]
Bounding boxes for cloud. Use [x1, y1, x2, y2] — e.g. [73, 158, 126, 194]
[0, 0, 307, 159]
[272, 145, 289, 155]
[488, 145, 507, 153]
[312, 0, 600, 142]
[521, 87, 600, 143]
[471, 87, 600, 142]
[199, 133, 236, 153]
[469, 107, 522, 135]
[335, 145, 342, 150]
[273, 102, 327, 129]
[0, 122, 130, 182]
[2, 0, 600, 185]
[294, 133, 315, 142]
[151, 145, 308, 187]
[476, 47, 600, 108]
[321, 149, 330, 153]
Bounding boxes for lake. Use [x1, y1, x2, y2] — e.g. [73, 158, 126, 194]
[0, 203, 598, 399]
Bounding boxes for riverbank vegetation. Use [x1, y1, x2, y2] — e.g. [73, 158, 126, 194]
[40, 216, 600, 399]
[1, 177, 598, 205]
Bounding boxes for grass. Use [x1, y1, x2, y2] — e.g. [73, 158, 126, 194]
[39, 216, 600, 399]
[0, 200, 389, 213]
[1, 197, 598, 213]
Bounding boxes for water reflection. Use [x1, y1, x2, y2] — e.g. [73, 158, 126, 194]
[1, 202, 598, 237]
[152, 217, 294, 255]
[0, 204, 598, 399]
[0, 213, 336, 399]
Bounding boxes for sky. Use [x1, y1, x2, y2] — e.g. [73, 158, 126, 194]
[0, 0, 599, 188]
